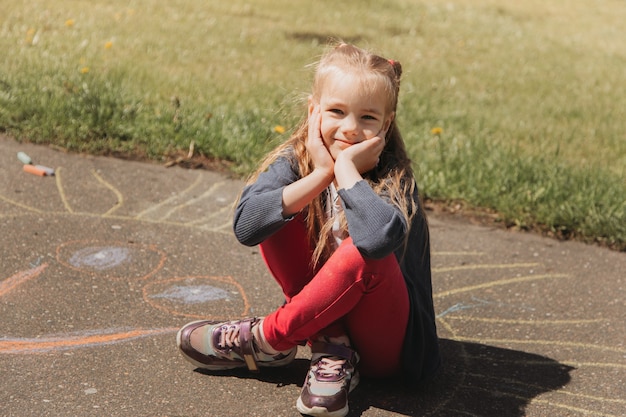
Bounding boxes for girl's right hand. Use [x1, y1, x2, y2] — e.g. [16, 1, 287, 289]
[280, 104, 334, 217]
[306, 104, 334, 179]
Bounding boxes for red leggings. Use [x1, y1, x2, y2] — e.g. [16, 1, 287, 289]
[260, 217, 409, 377]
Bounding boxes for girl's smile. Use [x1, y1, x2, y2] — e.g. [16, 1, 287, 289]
[315, 71, 394, 160]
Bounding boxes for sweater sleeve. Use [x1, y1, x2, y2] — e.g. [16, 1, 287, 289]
[338, 180, 408, 259]
[233, 156, 300, 246]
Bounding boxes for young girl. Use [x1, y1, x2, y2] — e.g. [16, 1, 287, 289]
[177, 43, 440, 417]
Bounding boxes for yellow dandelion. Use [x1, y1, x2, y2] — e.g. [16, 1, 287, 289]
[80, 67, 90, 74]
[25, 28, 36, 45]
[65, 19, 75, 27]
[104, 41, 113, 49]
[430, 127, 443, 135]
[274, 125, 286, 134]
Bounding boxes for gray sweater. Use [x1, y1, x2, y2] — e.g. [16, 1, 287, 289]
[234, 153, 440, 384]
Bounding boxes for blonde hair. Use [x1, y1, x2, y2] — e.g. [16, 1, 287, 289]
[247, 43, 418, 266]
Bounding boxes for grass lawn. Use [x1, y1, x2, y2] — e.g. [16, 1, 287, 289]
[1, 0, 625, 249]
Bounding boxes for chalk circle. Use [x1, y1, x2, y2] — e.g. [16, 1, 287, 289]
[56, 240, 166, 281]
[69, 246, 129, 270]
[143, 276, 250, 320]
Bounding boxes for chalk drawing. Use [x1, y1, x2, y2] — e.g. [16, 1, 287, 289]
[0, 264, 48, 297]
[426, 251, 625, 417]
[151, 284, 231, 304]
[142, 276, 251, 320]
[437, 296, 536, 318]
[90, 169, 124, 216]
[0, 328, 177, 354]
[69, 246, 130, 271]
[56, 240, 166, 281]
[434, 273, 569, 299]
[1, 239, 250, 352]
[1, 156, 623, 416]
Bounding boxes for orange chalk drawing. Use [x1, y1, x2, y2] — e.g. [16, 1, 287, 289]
[0, 264, 48, 297]
[1, 240, 251, 354]
[0, 328, 177, 354]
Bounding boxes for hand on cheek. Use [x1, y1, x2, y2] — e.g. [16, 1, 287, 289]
[334, 134, 385, 190]
[338, 135, 384, 174]
[306, 104, 335, 177]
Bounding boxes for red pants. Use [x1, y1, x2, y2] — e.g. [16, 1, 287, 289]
[260, 217, 409, 377]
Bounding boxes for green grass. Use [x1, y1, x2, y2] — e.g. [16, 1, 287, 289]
[1, 0, 625, 249]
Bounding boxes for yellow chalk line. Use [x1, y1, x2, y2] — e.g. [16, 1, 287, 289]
[433, 262, 540, 273]
[459, 384, 619, 417]
[436, 316, 457, 335]
[91, 169, 124, 216]
[529, 397, 619, 417]
[55, 167, 73, 213]
[450, 335, 626, 354]
[158, 180, 226, 221]
[439, 408, 480, 417]
[562, 361, 626, 370]
[434, 273, 570, 298]
[185, 203, 232, 226]
[0, 194, 45, 214]
[432, 251, 486, 256]
[135, 171, 204, 219]
[442, 316, 607, 325]
[466, 371, 626, 404]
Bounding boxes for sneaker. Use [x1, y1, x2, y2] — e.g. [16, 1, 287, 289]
[296, 341, 359, 417]
[176, 318, 297, 372]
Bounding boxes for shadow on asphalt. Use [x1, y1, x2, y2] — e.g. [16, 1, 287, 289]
[196, 339, 574, 417]
[194, 338, 573, 416]
[349, 339, 574, 417]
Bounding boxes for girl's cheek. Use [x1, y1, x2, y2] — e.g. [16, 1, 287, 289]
[320, 130, 334, 149]
[364, 129, 378, 140]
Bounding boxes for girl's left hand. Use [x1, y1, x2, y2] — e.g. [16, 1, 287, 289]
[334, 131, 385, 190]
[337, 132, 385, 174]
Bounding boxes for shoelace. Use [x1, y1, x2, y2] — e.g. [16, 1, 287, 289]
[218, 324, 241, 349]
[316, 357, 347, 378]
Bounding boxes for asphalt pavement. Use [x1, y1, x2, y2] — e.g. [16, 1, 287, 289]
[1, 136, 624, 417]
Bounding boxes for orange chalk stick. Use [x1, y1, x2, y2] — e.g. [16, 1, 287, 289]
[23, 164, 47, 176]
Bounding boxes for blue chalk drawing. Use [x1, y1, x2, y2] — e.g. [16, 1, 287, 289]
[150, 285, 230, 304]
[437, 296, 535, 318]
[69, 246, 130, 271]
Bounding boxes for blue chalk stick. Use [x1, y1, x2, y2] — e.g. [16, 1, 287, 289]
[34, 165, 55, 176]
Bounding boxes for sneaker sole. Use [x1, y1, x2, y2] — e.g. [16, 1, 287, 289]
[295, 398, 348, 417]
[295, 371, 359, 417]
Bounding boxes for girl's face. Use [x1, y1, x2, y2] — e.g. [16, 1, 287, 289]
[312, 71, 394, 160]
